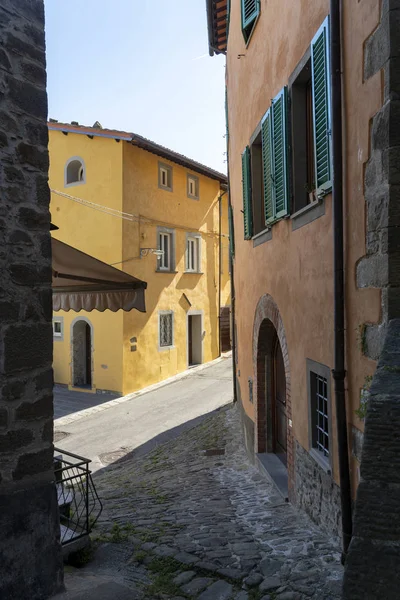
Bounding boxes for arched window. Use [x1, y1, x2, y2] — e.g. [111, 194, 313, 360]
[65, 157, 85, 186]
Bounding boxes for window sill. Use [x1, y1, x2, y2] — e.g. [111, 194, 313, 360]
[187, 195, 199, 201]
[309, 448, 331, 475]
[252, 228, 272, 247]
[158, 345, 175, 352]
[183, 271, 203, 275]
[155, 270, 178, 274]
[158, 186, 173, 193]
[291, 198, 325, 231]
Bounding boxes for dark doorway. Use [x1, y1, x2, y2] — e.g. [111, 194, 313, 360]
[273, 337, 287, 466]
[72, 320, 92, 388]
[188, 314, 202, 366]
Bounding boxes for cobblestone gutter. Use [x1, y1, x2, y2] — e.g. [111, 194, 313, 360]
[68, 404, 343, 599]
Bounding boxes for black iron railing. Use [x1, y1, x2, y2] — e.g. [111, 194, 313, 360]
[54, 447, 102, 546]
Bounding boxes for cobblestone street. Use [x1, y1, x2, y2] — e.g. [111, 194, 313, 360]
[73, 404, 342, 599]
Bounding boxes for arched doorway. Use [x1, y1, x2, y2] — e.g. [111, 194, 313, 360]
[253, 295, 292, 493]
[256, 319, 287, 463]
[71, 319, 92, 388]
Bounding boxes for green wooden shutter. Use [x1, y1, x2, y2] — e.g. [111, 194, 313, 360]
[241, 146, 253, 239]
[228, 204, 235, 258]
[261, 108, 274, 223]
[272, 87, 289, 219]
[241, 0, 259, 30]
[227, 0, 231, 36]
[311, 17, 331, 195]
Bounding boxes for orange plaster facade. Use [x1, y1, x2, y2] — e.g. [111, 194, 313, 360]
[225, 0, 383, 533]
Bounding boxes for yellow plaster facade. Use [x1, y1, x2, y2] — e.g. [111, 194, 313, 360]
[49, 125, 229, 395]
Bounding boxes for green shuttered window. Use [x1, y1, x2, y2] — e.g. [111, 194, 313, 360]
[241, 0, 259, 41]
[311, 17, 331, 195]
[242, 146, 253, 239]
[261, 87, 289, 224]
[261, 109, 273, 223]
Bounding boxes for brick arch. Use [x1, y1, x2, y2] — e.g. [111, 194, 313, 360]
[252, 294, 294, 494]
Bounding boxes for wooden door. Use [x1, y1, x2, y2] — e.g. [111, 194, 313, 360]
[273, 338, 287, 466]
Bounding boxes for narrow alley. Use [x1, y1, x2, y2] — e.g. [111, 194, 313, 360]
[59, 400, 342, 600]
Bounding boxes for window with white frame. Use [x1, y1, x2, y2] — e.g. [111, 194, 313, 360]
[187, 174, 199, 199]
[158, 162, 172, 191]
[157, 229, 175, 271]
[186, 235, 200, 272]
[53, 317, 64, 340]
[307, 359, 331, 470]
[159, 312, 173, 348]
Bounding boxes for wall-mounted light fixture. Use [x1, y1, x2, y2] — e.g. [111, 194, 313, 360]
[139, 248, 164, 259]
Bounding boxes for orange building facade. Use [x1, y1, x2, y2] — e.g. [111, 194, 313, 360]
[207, 0, 385, 539]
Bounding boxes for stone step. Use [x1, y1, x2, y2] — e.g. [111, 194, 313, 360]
[52, 571, 138, 600]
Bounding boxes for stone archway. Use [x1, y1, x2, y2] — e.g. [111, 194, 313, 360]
[253, 295, 294, 493]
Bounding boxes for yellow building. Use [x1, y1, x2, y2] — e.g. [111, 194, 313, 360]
[49, 122, 230, 396]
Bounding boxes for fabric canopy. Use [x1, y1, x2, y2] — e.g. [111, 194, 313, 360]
[52, 238, 147, 313]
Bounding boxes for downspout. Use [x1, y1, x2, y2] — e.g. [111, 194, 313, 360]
[330, 0, 352, 560]
[218, 190, 227, 357]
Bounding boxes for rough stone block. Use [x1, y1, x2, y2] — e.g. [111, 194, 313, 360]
[12, 446, 53, 480]
[0, 408, 8, 428]
[15, 394, 53, 421]
[364, 322, 387, 360]
[364, 12, 390, 81]
[17, 142, 48, 170]
[2, 323, 52, 374]
[0, 428, 33, 453]
[0, 300, 19, 321]
[9, 263, 52, 286]
[356, 254, 389, 288]
[7, 76, 48, 119]
[0, 483, 63, 599]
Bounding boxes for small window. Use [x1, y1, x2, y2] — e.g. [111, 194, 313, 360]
[157, 228, 175, 271]
[159, 312, 173, 348]
[187, 174, 199, 199]
[53, 318, 64, 340]
[241, 0, 260, 43]
[65, 157, 85, 186]
[186, 235, 201, 272]
[158, 162, 173, 191]
[307, 359, 331, 469]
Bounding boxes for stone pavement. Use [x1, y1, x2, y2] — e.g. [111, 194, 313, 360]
[63, 403, 342, 599]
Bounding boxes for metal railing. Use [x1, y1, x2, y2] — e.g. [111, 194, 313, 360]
[54, 447, 102, 546]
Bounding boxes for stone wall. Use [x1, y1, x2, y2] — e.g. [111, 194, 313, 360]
[294, 442, 342, 540]
[0, 1, 63, 598]
[343, 319, 400, 598]
[356, 0, 400, 359]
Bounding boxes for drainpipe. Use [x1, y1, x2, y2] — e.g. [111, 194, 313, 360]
[330, 0, 352, 560]
[218, 191, 226, 357]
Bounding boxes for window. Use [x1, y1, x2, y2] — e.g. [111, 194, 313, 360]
[291, 17, 332, 212]
[241, 146, 253, 239]
[187, 174, 199, 199]
[158, 162, 173, 191]
[159, 311, 173, 348]
[157, 227, 175, 271]
[53, 317, 64, 341]
[249, 125, 264, 235]
[186, 235, 201, 272]
[241, 0, 260, 43]
[65, 157, 85, 186]
[307, 359, 331, 470]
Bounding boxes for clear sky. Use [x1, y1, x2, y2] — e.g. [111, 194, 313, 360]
[44, 0, 227, 173]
